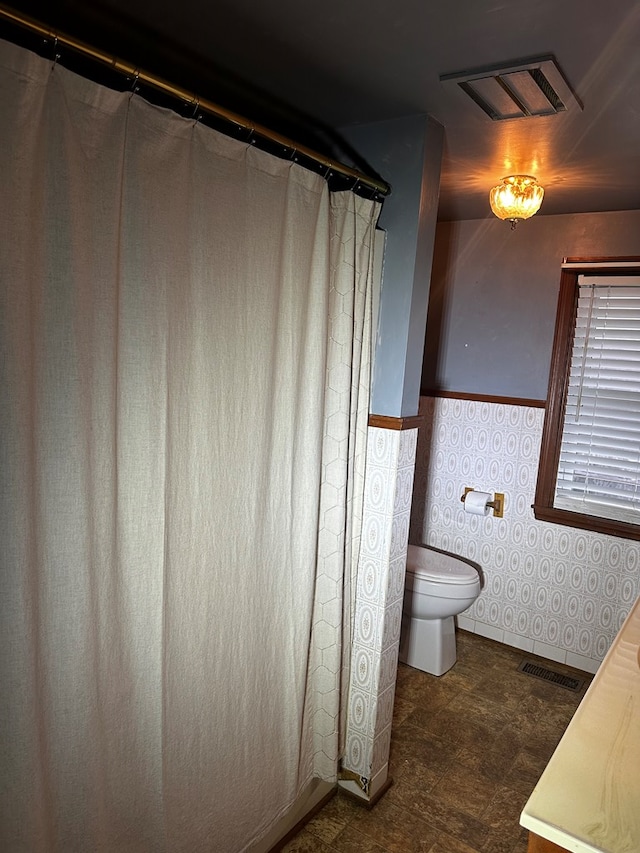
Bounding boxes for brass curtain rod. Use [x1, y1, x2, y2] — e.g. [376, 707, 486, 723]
[0, 5, 391, 198]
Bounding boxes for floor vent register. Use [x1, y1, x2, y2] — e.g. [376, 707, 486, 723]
[517, 660, 585, 693]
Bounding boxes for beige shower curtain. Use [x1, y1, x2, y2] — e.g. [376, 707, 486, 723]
[0, 38, 379, 852]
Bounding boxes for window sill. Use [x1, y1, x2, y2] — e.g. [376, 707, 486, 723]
[532, 504, 640, 542]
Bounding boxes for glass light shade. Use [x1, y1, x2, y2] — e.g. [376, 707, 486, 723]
[489, 175, 544, 224]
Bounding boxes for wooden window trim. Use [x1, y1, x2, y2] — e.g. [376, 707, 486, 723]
[533, 258, 640, 542]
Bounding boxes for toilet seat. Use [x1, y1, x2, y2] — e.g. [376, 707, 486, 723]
[405, 571, 480, 601]
[406, 564, 478, 585]
[406, 545, 479, 585]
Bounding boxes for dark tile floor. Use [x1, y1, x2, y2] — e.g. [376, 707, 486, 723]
[281, 629, 592, 853]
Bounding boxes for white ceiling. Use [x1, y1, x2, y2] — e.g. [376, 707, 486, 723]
[7, 0, 640, 220]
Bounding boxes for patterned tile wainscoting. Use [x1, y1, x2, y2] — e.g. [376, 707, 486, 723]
[410, 396, 640, 673]
[340, 425, 417, 802]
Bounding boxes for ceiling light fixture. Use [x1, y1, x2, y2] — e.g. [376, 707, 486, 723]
[489, 175, 544, 229]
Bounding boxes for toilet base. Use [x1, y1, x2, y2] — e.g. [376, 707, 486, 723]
[399, 614, 457, 676]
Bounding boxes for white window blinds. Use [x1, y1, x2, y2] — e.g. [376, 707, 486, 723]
[554, 275, 640, 525]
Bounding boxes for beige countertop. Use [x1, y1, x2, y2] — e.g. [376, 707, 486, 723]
[520, 594, 640, 853]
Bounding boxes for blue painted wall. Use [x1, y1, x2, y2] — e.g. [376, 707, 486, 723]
[340, 114, 443, 417]
[422, 210, 640, 400]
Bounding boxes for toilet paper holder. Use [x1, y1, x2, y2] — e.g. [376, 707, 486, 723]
[460, 487, 505, 518]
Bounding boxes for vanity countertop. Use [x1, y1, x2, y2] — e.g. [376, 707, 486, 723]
[520, 594, 640, 853]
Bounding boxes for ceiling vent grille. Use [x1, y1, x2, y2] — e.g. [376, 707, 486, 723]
[440, 55, 582, 121]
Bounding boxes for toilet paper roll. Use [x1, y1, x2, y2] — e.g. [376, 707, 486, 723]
[464, 490, 491, 516]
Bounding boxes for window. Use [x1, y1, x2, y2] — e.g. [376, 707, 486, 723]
[534, 258, 640, 541]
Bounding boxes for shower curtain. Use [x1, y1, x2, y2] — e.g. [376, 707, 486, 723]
[0, 38, 379, 852]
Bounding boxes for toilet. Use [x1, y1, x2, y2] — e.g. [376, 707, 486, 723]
[399, 544, 481, 676]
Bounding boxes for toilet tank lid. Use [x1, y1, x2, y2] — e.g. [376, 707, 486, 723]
[406, 545, 479, 584]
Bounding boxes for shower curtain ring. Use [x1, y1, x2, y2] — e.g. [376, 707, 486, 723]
[129, 71, 140, 94]
[47, 36, 60, 68]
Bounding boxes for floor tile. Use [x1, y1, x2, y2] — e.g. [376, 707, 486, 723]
[347, 798, 439, 852]
[303, 793, 360, 844]
[282, 630, 591, 853]
[331, 823, 399, 852]
[280, 827, 338, 852]
[431, 760, 498, 818]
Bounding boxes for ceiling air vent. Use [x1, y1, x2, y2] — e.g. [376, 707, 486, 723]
[440, 54, 582, 121]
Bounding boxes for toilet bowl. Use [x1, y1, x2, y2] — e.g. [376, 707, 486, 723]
[399, 544, 481, 676]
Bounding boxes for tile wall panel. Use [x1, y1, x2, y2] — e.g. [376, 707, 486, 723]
[410, 397, 640, 673]
[341, 426, 416, 794]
